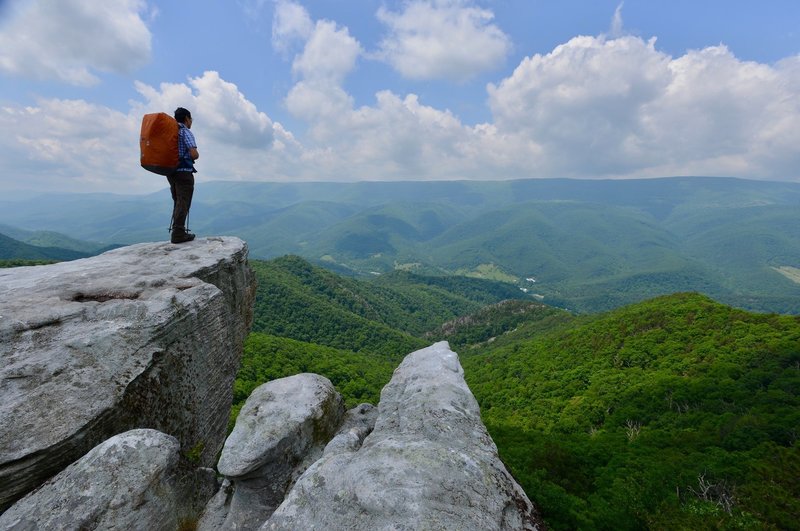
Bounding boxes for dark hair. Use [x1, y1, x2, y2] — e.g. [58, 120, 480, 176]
[174, 107, 192, 124]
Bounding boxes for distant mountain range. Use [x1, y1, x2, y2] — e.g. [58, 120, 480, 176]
[0, 224, 118, 263]
[2, 177, 799, 313]
[0, 233, 87, 262]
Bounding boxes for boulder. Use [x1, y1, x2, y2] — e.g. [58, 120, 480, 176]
[263, 342, 544, 531]
[200, 373, 345, 530]
[0, 429, 216, 530]
[0, 237, 256, 511]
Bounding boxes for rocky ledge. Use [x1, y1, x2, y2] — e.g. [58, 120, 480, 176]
[0, 237, 256, 512]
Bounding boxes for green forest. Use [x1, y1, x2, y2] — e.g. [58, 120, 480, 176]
[464, 293, 800, 529]
[234, 256, 800, 530]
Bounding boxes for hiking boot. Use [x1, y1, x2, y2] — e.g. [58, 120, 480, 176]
[171, 231, 196, 244]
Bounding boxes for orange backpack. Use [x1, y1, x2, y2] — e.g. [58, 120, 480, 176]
[139, 112, 179, 175]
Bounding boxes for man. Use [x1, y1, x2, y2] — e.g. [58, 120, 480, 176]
[169, 107, 199, 244]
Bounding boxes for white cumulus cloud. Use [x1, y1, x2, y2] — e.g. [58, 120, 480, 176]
[0, 71, 295, 193]
[292, 20, 362, 83]
[276, 5, 475, 179]
[0, 0, 152, 85]
[132, 71, 275, 150]
[271, 0, 313, 55]
[376, 0, 511, 82]
[487, 35, 800, 179]
[488, 35, 672, 175]
[285, 18, 361, 140]
[0, 98, 145, 191]
[272, 5, 800, 183]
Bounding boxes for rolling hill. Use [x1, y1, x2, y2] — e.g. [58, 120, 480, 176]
[248, 256, 529, 357]
[236, 257, 800, 530]
[0, 233, 90, 262]
[462, 292, 800, 529]
[2, 177, 799, 313]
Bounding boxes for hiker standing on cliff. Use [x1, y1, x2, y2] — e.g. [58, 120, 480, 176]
[169, 107, 199, 244]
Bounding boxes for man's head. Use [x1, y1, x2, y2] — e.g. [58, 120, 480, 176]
[174, 107, 192, 125]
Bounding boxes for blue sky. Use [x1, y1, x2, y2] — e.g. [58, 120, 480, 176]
[0, 0, 798, 194]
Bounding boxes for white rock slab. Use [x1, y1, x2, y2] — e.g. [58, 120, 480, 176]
[0, 237, 255, 511]
[0, 429, 195, 530]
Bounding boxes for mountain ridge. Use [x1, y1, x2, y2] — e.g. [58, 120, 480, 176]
[0, 232, 90, 262]
[2, 176, 799, 313]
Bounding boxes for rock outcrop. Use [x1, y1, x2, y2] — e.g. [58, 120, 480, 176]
[0, 237, 255, 512]
[253, 342, 542, 530]
[0, 429, 217, 530]
[200, 374, 346, 530]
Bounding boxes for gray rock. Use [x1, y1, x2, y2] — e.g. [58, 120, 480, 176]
[323, 403, 377, 456]
[0, 429, 212, 530]
[201, 374, 345, 530]
[263, 342, 544, 531]
[0, 237, 256, 511]
[197, 479, 234, 531]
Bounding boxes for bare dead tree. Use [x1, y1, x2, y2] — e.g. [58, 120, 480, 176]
[624, 419, 642, 441]
[688, 472, 737, 514]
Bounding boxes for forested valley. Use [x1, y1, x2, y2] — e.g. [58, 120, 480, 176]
[4, 177, 800, 315]
[235, 255, 800, 530]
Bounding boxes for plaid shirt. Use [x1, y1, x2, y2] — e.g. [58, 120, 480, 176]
[177, 123, 197, 172]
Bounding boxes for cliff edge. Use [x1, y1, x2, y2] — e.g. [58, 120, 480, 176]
[0, 239, 544, 530]
[0, 237, 256, 512]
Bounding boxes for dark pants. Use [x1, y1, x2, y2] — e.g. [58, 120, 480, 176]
[167, 171, 194, 232]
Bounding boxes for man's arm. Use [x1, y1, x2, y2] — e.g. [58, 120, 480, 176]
[184, 128, 199, 160]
